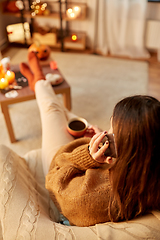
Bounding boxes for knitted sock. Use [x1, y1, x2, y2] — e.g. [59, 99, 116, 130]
[20, 51, 45, 91]
[28, 51, 45, 82]
[20, 63, 34, 90]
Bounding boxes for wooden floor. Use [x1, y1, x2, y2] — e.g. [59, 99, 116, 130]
[147, 52, 160, 101]
[2, 46, 160, 101]
[105, 51, 160, 101]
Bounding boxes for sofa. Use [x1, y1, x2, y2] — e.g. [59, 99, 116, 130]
[0, 144, 160, 240]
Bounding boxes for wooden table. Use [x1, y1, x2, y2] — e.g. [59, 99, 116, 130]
[0, 64, 71, 143]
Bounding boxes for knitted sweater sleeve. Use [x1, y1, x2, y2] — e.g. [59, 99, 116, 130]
[45, 137, 111, 227]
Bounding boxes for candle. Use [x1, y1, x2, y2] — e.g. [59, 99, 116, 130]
[0, 78, 9, 89]
[73, 6, 81, 17]
[66, 8, 72, 16]
[71, 34, 78, 42]
[5, 70, 15, 84]
[66, 8, 76, 19]
[70, 12, 76, 18]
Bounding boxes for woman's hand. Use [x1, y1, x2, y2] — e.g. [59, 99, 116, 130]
[89, 131, 112, 164]
[84, 125, 103, 138]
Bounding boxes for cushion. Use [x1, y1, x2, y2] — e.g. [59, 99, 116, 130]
[0, 144, 160, 240]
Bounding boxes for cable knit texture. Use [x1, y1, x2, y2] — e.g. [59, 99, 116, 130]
[46, 137, 113, 227]
[0, 144, 60, 240]
[0, 144, 160, 240]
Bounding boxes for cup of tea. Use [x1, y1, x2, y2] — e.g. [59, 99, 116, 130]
[67, 117, 88, 138]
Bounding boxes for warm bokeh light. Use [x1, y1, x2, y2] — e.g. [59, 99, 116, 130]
[71, 34, 78, 41]
[0, 78, 9, 89]
[73, 6, 81, 17]
[5, 70, 15, 84]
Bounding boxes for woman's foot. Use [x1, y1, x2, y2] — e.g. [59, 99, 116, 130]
[20, 51, 45, 91]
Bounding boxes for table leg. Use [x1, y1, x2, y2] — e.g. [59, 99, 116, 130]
[63, 88, 71, 111]
[1, 103, 16, 143]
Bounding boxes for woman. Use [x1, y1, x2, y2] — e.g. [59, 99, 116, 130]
[20, 52, 160, 227]
[107, 95, 160, 221]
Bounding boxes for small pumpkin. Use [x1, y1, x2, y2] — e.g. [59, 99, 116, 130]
[6, 1, 19, 13]
[28, 43, 51, 60]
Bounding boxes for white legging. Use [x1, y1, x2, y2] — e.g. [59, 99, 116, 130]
[35, 80, 77, 176]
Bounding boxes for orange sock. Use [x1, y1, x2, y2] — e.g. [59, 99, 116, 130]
[20, 63, 34, 90]
[28, 51, 45, 81]
[20, 51, 45, 91]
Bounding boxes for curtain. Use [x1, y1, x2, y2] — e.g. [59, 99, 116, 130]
[95, 0, 150, 58]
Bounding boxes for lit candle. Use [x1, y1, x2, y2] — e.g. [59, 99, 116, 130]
[0, 78, 9, 89]
[66, 8, 72, 16]
[71, 34, 78, 42]
[66, 8, 76, 19]
[70, 12, 76, 18]
[5, 70, 15, 84]
[73, 6, 81, 17]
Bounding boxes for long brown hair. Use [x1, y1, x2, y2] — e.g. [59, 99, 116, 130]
[109, 95, 160, 221]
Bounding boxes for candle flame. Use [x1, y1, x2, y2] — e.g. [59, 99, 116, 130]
[73, 6, 80, 12]
[67, 8, 72, 14]
[70, 12, 75, 18]
[7, 70, 11, 76]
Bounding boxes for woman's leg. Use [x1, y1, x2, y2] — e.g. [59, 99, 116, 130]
[35, 80, 75, 176]
[20, 51, 78, 175]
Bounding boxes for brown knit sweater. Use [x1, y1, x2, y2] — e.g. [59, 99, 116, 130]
[45, 137, 112, 227]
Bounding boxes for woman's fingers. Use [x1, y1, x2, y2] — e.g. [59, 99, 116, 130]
[89, 131, 111, 163]
[89, 132, 105, 149]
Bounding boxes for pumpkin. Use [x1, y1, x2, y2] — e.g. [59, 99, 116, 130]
[28, 43, 51, 60]
[6, 1, 19, 13]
